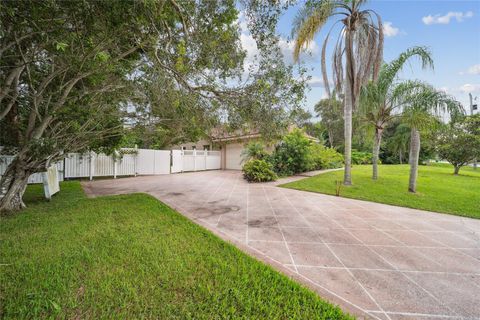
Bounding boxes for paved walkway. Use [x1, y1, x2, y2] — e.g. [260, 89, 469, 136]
[82, 170, 480, 320]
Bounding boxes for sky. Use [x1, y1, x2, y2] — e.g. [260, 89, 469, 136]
[239, 0, 480, 117]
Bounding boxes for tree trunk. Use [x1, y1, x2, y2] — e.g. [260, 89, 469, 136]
[328, 130, 334, 148]
[408, 128, 421, 193]
[372, 127, 383, 180]
[0, 158, 31, 213]
[453, 165, 461, 175]
[343, 31, 354, 186]
[399, 151, 403, 164]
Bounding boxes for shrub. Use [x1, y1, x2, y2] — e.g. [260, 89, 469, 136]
[242, 159, 278, 182]
[351, 150, 374, 165]
[307, 144, 344, 170]
[271, 129, 311, 176]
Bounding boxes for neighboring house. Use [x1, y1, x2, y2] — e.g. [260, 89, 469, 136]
[168, 127, 318, 170]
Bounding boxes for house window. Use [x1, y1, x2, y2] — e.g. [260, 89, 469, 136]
[182, 146, 186, 150]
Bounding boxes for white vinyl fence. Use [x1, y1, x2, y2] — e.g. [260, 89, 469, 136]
[0, 148, 221, 184]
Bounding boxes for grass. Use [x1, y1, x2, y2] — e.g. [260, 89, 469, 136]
[281, 163, 480, 219]
[0, 181, 352, 320]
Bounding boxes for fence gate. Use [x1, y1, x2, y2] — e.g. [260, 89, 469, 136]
[171, 150, 182, 173]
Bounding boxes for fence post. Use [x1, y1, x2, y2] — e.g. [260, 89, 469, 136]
[134, 144, 138, 177]
[181, 149, 184, 173]
[193, 148, 196, 171]
[113, 158, 117, 179]
[89, 151, 94, 181]
[204, 148, 207, 170]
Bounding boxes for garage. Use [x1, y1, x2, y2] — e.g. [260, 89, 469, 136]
[225, 142, 244, 170]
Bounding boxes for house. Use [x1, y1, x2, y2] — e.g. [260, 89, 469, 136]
[169, 127, 318, 170]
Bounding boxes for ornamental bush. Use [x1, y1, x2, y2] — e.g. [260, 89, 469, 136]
[242, 159, 278, 182]
[271, 129, 311, 176]
[307, 144, 344, 170]
[351, 150, 374, 165]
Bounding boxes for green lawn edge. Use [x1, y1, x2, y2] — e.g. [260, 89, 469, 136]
[280, 164, 480, 219]
[0, 181, 353, 320]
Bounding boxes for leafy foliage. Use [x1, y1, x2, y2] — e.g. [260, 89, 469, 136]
[437, 115, 480, 174]
[314, 94, 343, 148]
[271, 129, 312, 176]
[242, 159, 278, 182]
[307, 144, 344, 170]
[351, 150, 375, 165]
[241, 141, 269, 163]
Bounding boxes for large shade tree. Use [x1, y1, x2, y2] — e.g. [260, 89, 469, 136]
[359, 46, 433, 179]
[0, 0, 304, 212]
[437, 114, 480, 175]
[399, 83, 463, 192]
[292, 0, 384, 185]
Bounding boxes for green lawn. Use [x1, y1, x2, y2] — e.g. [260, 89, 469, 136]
[0, 182, 352, 320]
[281, 163, 480, 219]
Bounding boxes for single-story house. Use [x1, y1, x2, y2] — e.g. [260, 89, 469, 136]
[169, 127, 318, 170]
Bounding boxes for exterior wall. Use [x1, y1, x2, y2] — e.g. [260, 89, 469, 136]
[169, 139, 218, 151]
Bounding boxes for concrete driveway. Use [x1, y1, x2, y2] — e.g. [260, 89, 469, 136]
[82, 170, 480, 320]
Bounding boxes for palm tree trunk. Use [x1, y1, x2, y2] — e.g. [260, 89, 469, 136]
[372, 127, 383, 180]
[408, 128, 421, 193]
[343, 32, 354, 186]
[399, 151, 403, 164]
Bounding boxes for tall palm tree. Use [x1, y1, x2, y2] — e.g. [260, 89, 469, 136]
[399, 83, 462, 192]
[292, 0, 384, 185]
[359, 46, 433, 180]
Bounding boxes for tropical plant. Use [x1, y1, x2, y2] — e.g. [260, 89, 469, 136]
[307, 144, 344, 170]
[271, 129, 312, 175]
[241, 141, 269, 163]
[292, 0, 384, 185]
[242, 159, 278, 182]
[384, 122, 411, 164]
[437, 115, 480, 175]
[351, 150, 375, 165]
[359, 46, 433, 179]
[398, 83, 463, 192]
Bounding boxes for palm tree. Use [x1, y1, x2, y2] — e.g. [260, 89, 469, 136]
[292, 0, 384, 185]
[359, 47, 433, 179]
[399, 83, 463, 192]
[387, 123, 411, 164]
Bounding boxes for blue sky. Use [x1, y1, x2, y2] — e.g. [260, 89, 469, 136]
[240, 1, 480, 116]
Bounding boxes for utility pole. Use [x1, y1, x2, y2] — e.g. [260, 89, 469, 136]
[470, 93, 478, 170]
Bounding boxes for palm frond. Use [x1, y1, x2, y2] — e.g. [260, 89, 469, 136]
[379, 46, 433, 93]
[292, 0, 335, 62]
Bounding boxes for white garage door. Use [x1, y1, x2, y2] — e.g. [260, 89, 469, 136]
[225, 143, 244, 170]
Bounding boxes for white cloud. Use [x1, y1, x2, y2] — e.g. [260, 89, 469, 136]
[422, 11, 474, 25]
[460, 64, 480, 75]
[459, 83, 480, 93]
[383, 22, 400, 37]
[307, 76, 326, 88]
